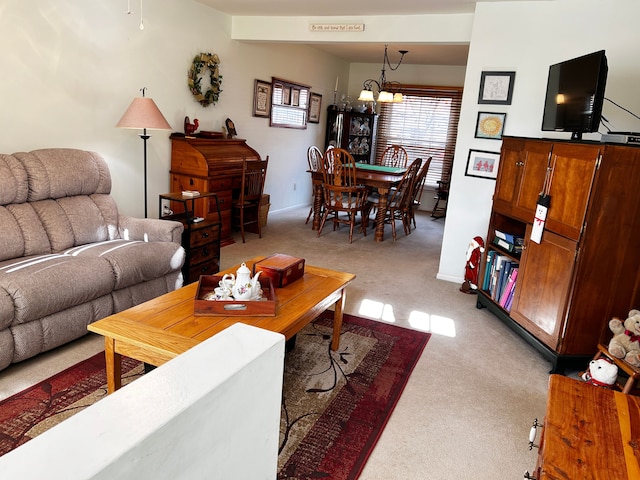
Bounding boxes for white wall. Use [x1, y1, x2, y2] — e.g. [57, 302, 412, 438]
[438, 0, 640, 282]
[0, 0, 346, 217]
[0, 324, 286, 479]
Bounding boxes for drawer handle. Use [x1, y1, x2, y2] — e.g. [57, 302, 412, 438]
[203, 249, 209, 256]
[528, 418, 542, 450]
[201, 232, 209, 238]
[523, 471, 537, 479]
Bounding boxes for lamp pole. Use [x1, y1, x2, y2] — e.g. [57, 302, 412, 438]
[141, 128, 150, 218]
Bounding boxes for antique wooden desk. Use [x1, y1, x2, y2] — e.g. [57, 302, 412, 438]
[168, 134, 265, 245]
[88, 256, 355, 393]
[531, 374, 640, 479]
[310, 164, 405, 242]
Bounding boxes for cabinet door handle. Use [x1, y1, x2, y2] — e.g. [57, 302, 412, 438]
[523, 471, 537, 479]
[528, 418, 542, 450]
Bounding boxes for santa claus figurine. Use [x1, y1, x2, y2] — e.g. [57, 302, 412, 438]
[460, 236, 485, 294]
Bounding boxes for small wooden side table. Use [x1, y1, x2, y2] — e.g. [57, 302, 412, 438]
[530, 374, 640, 479]
[159, 192, 222, 284]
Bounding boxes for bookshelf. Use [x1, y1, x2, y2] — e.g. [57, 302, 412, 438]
[477, 137, 640, 372]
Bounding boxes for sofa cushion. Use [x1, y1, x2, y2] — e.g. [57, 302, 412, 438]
[0, 254, 116, 325]
[64, 240, 185, 290]
[15, 149, 111, 201]
[0, 207, 25, 261]
[0, 154, 28, 206]
[5, 203, 52, 256]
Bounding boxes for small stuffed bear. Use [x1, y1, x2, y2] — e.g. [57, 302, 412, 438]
[582, 358, 618, 388]
[608, 309, 640, 366]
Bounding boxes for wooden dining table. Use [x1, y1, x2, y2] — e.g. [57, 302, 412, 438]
[310, 163, 406, 242]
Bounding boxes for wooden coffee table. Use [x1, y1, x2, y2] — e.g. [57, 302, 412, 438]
[88, 256, 355, 393]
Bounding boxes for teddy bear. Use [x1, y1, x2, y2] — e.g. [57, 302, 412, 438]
[582, 358, 618, 388]
[608, 309, 640, 366]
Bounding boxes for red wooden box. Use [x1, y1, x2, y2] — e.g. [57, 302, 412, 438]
[252, 254, 305, 288]
[194, 275, 276, 316]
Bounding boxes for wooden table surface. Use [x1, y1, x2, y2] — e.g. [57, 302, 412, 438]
[88, 256, 356, 392]
[537, 375, 640, 479]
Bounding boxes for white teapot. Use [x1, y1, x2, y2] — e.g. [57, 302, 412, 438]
[231, 262, 262, 300]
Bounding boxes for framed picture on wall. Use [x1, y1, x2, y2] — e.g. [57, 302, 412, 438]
[309, 93, 322, 123]
[478, 71, 516, 105]
[253, 79, 272, 117]
[466, 149, 500, 179]
[474, 112, 506, 139]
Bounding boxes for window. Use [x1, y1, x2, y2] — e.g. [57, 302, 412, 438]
[375, 85, 462, 187]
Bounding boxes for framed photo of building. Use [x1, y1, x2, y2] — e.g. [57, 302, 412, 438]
[253, 79, 271, 117]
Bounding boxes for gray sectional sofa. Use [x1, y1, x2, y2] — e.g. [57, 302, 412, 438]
[0, 148, 185, 371]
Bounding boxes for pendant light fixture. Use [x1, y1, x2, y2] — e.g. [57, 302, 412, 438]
[358, 45, 408, 104]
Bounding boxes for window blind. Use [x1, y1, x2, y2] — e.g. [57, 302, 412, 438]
[375, 85, 462, 187]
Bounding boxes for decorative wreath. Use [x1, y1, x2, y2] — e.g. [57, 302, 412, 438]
[188, 52, 223, 107]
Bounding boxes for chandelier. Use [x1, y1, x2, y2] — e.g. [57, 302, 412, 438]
[358, 44, 408, 103]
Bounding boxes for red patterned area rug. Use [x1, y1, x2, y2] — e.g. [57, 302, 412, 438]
[0, 312, 430, 479]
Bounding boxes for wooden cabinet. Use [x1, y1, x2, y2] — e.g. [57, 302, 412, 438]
[169, 133, 265, 246]
[159, 192, 221, 284]
[531, 375, 640, 479]
[478, 137, 640, 371]
[325, 109, 376, 163]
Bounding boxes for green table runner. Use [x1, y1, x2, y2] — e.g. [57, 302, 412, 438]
[349, 163, 406, 175]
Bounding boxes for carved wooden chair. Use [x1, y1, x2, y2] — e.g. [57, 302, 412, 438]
[305, 145, 324, 225]
[317, 148, 368, 243]
[377, 145, 408, 168]
[232, 158, 268, 243]
[364, 158, 422, 241]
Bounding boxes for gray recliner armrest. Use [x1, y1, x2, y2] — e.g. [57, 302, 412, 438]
[117, 215, 183, 244]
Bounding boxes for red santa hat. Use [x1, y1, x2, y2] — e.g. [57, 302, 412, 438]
[473, 236, 485, 250]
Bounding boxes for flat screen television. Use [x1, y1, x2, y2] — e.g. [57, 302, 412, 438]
[541, 50, 608, 140]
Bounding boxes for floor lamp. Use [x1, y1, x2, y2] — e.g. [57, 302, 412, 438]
[116, 87, 172, 218]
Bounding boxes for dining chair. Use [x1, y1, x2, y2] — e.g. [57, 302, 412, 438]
[377, 145, 408, 168]
[232, 158, 268, 243]
[305, 145, 324, 225]
[317, 148, 368, 243]
[364, 158, 422, 241]
[409, 156, 432, 229]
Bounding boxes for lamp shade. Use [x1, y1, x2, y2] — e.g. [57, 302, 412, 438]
[116, 97, 172, 130]
[377, 91, 394, 103]
[358, 89, 375, 102]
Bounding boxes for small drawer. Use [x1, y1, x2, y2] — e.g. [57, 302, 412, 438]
[209, 177, 234, 191]
[189, 224, 220, 248]
[190, 243, 219, 266]
[188, 259, 220, 281]
[212, 190, 233, 212]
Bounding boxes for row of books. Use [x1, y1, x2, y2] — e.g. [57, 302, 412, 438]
[482, 251, 519, 312]
[493, 229, 524, 254]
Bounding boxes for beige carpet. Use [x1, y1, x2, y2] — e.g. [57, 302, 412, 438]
[0, 206, 551, 479]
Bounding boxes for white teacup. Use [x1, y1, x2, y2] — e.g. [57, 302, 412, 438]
[219, 273, 235, 291]
[213, 286, 231, 300]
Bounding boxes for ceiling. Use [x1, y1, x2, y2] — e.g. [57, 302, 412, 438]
[194, 0, 548, 66]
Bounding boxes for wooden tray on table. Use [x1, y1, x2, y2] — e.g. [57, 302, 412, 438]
[194, 275, 276, 316]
